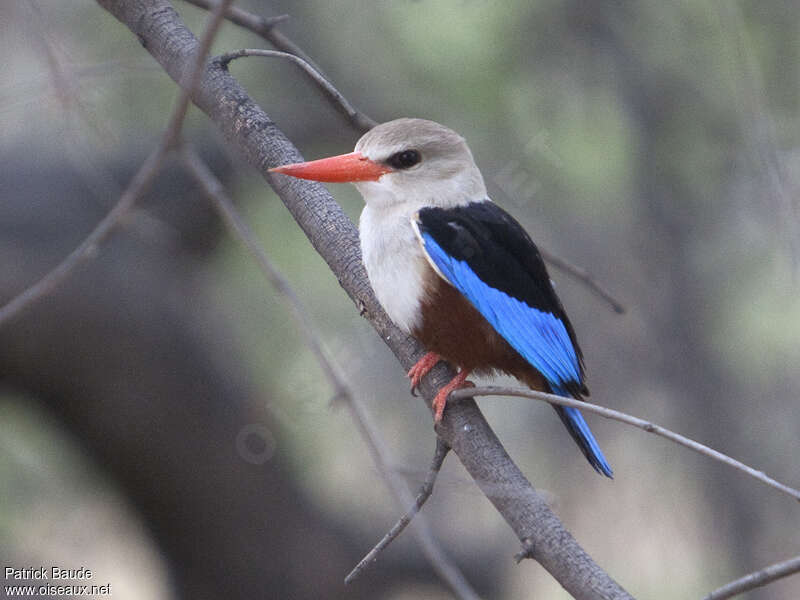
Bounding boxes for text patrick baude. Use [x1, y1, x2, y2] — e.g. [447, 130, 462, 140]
[5, 566, 93, 580]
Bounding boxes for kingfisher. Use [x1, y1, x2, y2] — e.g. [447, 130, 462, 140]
[270, 118, 612, 477]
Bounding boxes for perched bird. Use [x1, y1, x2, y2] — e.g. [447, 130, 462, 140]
[270, 118, 612, 477]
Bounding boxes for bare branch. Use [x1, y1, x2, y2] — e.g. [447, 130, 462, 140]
[538, 246, 626, 314]
[346, 437, 451, 584]
[704, 554, 800, 600]
[180, 145, 475, 597]
[217, 48, 375, 133]
[0, 0, 234, 328]
[451, 385, 800, 502]
[97, 1, 635, 596]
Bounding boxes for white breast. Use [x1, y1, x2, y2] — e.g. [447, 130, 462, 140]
[359, 204, 430, 334]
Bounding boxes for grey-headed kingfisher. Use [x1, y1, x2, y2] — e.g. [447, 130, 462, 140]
[271, 118, 613, 477]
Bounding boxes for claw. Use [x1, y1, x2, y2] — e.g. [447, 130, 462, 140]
[432, 370, 472, 423]
[407, 352, 441, 395]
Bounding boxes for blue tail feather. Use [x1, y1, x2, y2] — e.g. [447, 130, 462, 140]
[554, 404, 613, 478]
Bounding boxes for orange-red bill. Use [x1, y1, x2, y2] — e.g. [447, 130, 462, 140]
[269, 151, 391, 183]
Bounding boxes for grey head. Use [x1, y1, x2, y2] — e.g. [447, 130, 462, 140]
[353, 118, 487, 209]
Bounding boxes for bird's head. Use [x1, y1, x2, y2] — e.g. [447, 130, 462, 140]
[270, 118, 487, 210]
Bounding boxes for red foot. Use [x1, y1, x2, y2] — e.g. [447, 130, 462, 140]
[407, 352, 441, 394]
[433, 370, 472, 423]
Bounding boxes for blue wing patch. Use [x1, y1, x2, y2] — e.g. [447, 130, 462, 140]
[414, 204, 613, 477]
[419, 231, 613, 477]
[420, 232, 580, 394]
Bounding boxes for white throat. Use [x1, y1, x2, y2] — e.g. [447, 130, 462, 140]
[359, 202, 430, 333]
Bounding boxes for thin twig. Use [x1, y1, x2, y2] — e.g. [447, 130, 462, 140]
[180, 146, 476, 598]
[182, 0, 376, 132]
[344, 395, 480, 600]
[451, 385, 800, 502]
[185, 0, 290, 34]
[180, 144, 347, 402]
[0, 0, 233, 328]
[704, 554, 800, 600]
[538, 246, 626, 314]
[171, 0, 234, 126]
[346, 437, 451, 584]
[216, 48, 375, 132]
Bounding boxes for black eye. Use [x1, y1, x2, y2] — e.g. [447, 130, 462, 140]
[387, 149, 421, 169]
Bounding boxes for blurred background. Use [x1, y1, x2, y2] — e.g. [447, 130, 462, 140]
[1, 1, 799, 598]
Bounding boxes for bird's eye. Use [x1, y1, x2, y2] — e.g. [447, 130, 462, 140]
[387, 149, 421, 169]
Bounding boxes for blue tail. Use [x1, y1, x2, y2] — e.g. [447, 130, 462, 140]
[554, 405, 613, 478]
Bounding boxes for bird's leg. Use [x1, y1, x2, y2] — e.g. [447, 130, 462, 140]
[433, 369, 472, 423]
[407, 351, 441, 394]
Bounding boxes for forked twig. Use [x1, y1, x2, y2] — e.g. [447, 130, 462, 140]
[183, 0, 376, 132]
[345, 437, 451, 584]
[344, 392, 480, 600]
[216, 48, 375, 131]
[451, 385, 800, 502]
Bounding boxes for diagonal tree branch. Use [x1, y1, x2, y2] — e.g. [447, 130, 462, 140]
[180, 144, 478, 598]
[96, 1, 634, 597]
